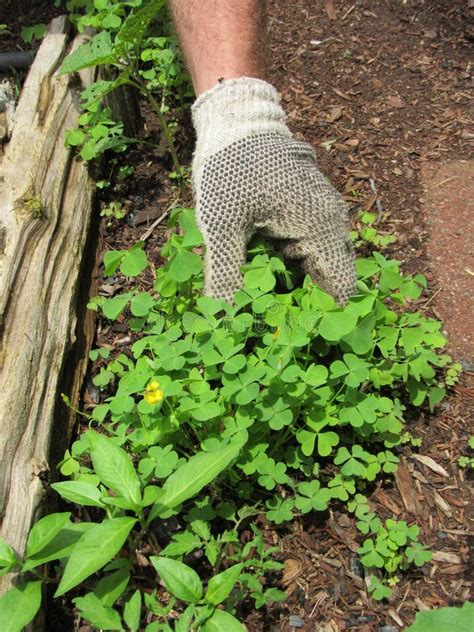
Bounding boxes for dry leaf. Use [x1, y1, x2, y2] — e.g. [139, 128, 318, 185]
[337, 513, 352, 528]
[283, 558, 304, 586]
[414, 597, 430, 611]
[373, 489, 402, 515]
[332, 87, 352, 101]
[432, 489, 453, 517]
[432, 550, 463, 564]
[324, 0, 337, 20]
[395, 460, 420, 515]
[327, 106, 343, 122]
[345, 138, 360, 147]
[387, 95, 405, 109]
[412, 454, 449, 477]
[388, 608, 404, 627]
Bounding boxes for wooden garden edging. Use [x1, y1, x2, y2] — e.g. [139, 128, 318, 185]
[0, 17, 98, 593]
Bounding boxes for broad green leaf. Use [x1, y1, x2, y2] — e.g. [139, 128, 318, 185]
[26, 512, 71, 558]
[0, 538, 18, 575]
[405, 602, 474, 632]
[120, 244, 148, 277]
[204, 563, 243, 605]
[161, 532, 201, 557]
[428, 386, 445, 411]
[51, 481, 104, 507]
[66, 129, 85, 146]
[123, 589, 142, 631]
[175, 604, 195, 632]
[103, 250, 124, 276]
[0, 581, 42, 632]
[116, 0, 165, 53]
[401, 327, 425, 354]
[310, 286, 336, 311]
[168, 250, 202, 282]
[192, 403, 221, 421]
[305, 364, 328, 387]
[102, 13, 122, 28]
[74, 593, 122, 630]
[319, 311, 357, 341]
[102, 292, 133, 320]
[280, 364, 301, 383]
[202, 608, 246, 631]
[22, 523, 94, 571]
[148, 438, 244, 522]
[86, 431, 142, 506]
[130, 291, 154, 317]
[296, 430, 316, 457]
[355, 257, 381, 279]
[223, 354, 246, 374]
[94, 568, 130, 606]
[55, 517, 136, 596]
[317, 431, 339, 457]
[342, 314, 375, 354]
[59, 31, 116, 76]
[81, 72, 131, 108]
[244, 265, 275, 292]
[151, 557, 202, 603]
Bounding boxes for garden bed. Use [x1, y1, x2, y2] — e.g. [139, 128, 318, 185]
[0, 2, 472, 631]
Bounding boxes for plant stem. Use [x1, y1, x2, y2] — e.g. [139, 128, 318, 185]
[128, 78, 182, 174]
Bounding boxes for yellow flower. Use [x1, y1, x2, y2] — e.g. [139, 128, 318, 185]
[144, 380, 164, 405]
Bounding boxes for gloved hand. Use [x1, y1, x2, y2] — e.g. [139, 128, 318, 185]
[191, 77, 356, 304]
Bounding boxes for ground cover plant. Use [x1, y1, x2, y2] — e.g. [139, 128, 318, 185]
[0, 205, 461, 630]
[61, 0, 191, 177]
[0, 1, 470, 630]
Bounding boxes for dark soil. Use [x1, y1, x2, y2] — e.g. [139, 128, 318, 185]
[0, 0, 61, 54]
[4, 1, 473, 631]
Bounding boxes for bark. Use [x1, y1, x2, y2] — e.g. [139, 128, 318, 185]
[0, 16, 97, 593]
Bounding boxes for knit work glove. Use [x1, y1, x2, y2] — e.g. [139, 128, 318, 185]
[191, 77, 356, 304]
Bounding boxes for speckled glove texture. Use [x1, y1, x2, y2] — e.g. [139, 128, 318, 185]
[191, 77, 356, 304]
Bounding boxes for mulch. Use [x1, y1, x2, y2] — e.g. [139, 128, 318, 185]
[3, 1, 473, 630]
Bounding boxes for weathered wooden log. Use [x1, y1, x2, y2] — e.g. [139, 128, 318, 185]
[0, 17, 98, 593]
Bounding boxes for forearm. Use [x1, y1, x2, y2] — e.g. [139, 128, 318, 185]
[169, 0, 267, 95]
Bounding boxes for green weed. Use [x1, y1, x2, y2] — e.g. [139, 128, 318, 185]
[0, 208, 460, 630]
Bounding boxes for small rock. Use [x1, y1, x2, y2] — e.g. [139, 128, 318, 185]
[86, 382, 101, 404]
[379, 626, 398, 632]
[460, 359, 474, 372]
[289, 615, 305, 628]
[350, 555, 365, 577]
[133, 195, 145, 208]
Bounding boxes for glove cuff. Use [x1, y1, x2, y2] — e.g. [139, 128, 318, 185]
[191, 78, 291, 183]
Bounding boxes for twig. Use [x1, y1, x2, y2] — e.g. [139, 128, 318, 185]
[368, 177, 383, 218]
[432, 176, 457, 189]
[140, 207, 172, 242]
[342, 4, 356, 21]
[421, 286, 443, 309]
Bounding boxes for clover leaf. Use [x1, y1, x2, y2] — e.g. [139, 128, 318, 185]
[265, 498, 294, 525]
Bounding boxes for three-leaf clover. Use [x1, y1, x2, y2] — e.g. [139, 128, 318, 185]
[405, 542, 432, 567]
[265, 498, 294, 525]
[367, 575, 392, 601]
[257, 459, 289, 491]
[358, 539, 385, 568]
[295, 480, 331, 513]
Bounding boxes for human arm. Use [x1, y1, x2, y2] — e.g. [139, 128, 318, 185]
[169, 1, 356, 304]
